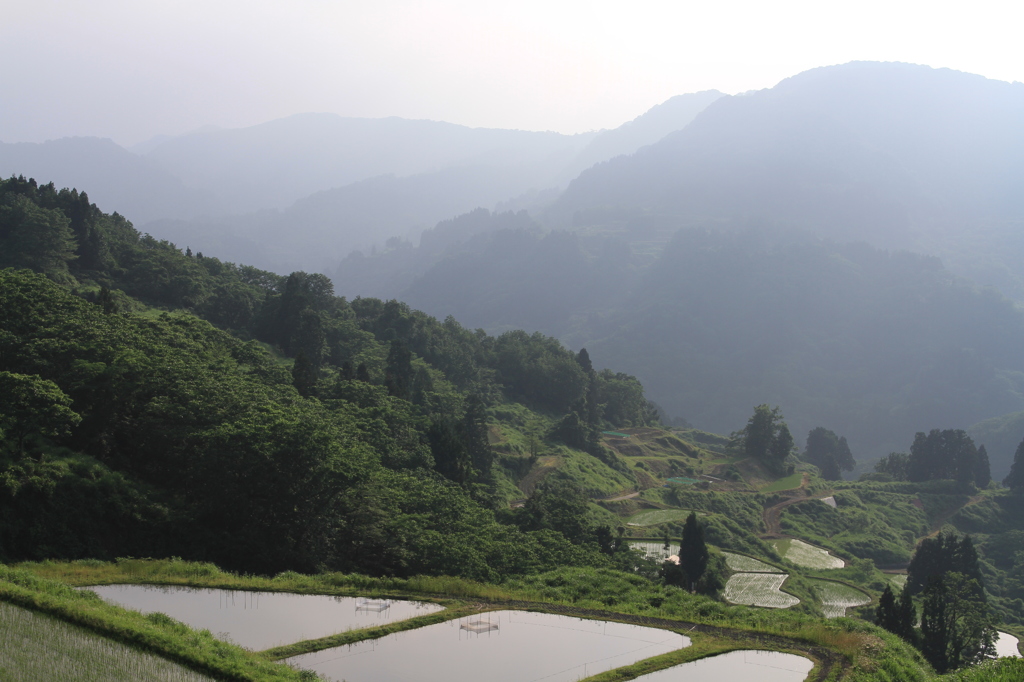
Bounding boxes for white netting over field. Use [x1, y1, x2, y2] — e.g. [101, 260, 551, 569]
[460, 618, 499, 633]
[355, 599, 391, 613]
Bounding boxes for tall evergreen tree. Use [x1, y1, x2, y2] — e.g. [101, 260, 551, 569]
[907, 532, 985, 598]
[804, 427, 856, 480]
[678, 511, 709, 592]
[876, 584, 900, 633]
[897, 585, 918, 643]
[974, 444, 991, 488]
[384, 340, 414, 400]
[291, 351, 317, 398]
[736, 405, 793, 474]
[1004, 437, 1024, 492]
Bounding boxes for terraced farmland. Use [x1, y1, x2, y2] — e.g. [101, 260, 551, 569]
[723, 573, 799, 608]
[629, 541, 679, 560]
[0, 601, 214, 682]
[773, 539, 844, 569]
[626, 509, 701, 526]
[722, 552, 782, 573]
[887, 574, 908, 590]
[812, 580, 871, 618]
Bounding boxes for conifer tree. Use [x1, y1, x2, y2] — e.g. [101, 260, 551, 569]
[1004, 437, 1024, 492]
[897, 585, 918, 643]
[678, 511, 709, 592]
[876, 584, 899, 633]
[974, 445, 991, 488]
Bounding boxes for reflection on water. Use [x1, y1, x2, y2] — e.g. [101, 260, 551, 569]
[632, 650, 814, 682]
[287, 610, 689, 682]
[995, 631, 1021, 658]
[86, 584, 442, 651]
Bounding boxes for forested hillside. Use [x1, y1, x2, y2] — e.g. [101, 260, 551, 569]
[336, 211, 1024, 475]
[8, 175, 1024, 679]
[0, 176, 656, 578]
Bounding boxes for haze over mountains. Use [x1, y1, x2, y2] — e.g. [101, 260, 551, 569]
[4, 60, 1024, 475]
[0, 91, 722, 273]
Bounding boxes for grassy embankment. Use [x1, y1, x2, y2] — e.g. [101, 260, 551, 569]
[3, 557, 940, 681]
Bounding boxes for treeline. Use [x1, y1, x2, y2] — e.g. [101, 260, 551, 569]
[872, 429, 991, 489]
[0, 176, 657, 578]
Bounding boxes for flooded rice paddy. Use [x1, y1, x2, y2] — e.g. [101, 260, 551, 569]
[86, 584, 442, 650]
[995, 631, 1022, 658]
[631, 650, 814, 682]
[286, 610, 689, 682]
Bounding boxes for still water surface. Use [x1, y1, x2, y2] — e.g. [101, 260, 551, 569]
[631, 650, 813, 682]
[995, 631, 1021, 658]
[287, 610, 688, 682]
[87, 584, 442, 650]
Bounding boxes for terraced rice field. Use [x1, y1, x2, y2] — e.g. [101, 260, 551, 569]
[886, 574, 908, 589]
[0, 601, 214, 681]
[631, 649, 815, 682]
[723, 573, 799, 608]
[627, 509, 701, 526]
[629, 541, 680, 560]
[773, 539, 844, 569]
[812, 579, 870, 618]
[722, 552, 782, 573]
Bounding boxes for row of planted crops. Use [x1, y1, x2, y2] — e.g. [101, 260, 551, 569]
[1, 578, 818, 682]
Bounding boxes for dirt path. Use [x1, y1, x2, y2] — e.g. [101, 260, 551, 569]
[601, 491, 640, 502]
[762, 490, 833, 538]
[923, 494, 986, 539]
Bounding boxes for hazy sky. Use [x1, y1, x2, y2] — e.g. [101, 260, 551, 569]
[2, 0, 1021, 146]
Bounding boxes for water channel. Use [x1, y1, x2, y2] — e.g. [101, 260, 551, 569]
[86, 584, 442, 650]
[286, 610, 689, 682]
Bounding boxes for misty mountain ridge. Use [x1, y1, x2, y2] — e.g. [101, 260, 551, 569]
[548, 61, 1024, 296]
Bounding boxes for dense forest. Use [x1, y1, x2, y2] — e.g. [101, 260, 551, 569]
[0, 176, 657, 579]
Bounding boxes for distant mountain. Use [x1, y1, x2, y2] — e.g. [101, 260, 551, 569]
[150, 165, 556, 275]
[559, 90, 724, 180]
[0, 137, 219, 223]
[548, 62, 1024, 297]
[141, 113, 597, 214]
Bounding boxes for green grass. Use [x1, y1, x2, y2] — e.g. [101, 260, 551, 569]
[0, 601, 216, 681]
[759, 472, 803, 493]
[721, 552, 782, 573]
[811, 580, 871, 619]
[773, 539, 845, 570]
[942, 658, 1024, 680]
[627, 509, 701, 526]
[722, 573, 799, 609]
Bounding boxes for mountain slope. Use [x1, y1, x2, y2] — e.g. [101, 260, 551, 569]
[549, 62, 1024, 295]
[0, 137, 219, 223]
